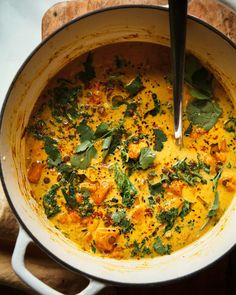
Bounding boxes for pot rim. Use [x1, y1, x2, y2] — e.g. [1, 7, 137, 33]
[0, 4, 236, 287]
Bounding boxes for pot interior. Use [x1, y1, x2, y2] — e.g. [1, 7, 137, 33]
[1, 6, 236, 285]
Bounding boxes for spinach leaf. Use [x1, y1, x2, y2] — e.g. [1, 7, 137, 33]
[111, 210, 133, 234]
[187, 99, 222, 131]
[112, 96, 125, 109]
[153, 129, 167, 151]
[208, 191, 219, 217]
[144, 93, 160, 118]
[61, 184, 77, 208]
[124, 102, 137, 117]
[125, 76, 144, 97]
[208, 167, 223, 217]
[157, 208, 179, 233]
[139, 147, 156, 169]
[113, 164, 138, 208]
[43, 136, 62, 167]
[179, 200, 191, 220]
[153, 236, 171, 255]
[76, 119, 94, 142]
[185, 56, 213, 99]
[148, 182, 164, 196]
[43, 184, 60, 218]
[75, 52, 96, 84]
[71, 144, 97, 170]
[224, 117, 236, 133]
[184, 123, 193, 137]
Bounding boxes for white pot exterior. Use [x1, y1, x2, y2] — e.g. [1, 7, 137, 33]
[0, 6, 236, 286]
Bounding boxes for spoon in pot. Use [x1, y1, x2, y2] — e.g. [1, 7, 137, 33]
[168, 0, 188, 147]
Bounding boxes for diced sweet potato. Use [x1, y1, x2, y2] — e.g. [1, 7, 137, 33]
[69, 211, 81, 223]
[95, 228, 119, 252]
[167, 180, 184, 196]
[128, 140, 147, 160]
[132, 207, 145, 224]
[27, 162, 44, 184]
[219, 139, 228, 152]
[110, 246, 124, 259]
[91, 181, 111, 205]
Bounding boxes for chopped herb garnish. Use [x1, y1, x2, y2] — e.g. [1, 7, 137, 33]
[208, 167, 223, 217]
[224, 117, 236, 133]
[153, 236, 171, 255]
[157, 208, 179, 233]
[153, 129, 167, 151]
[144, 93, 160, 117]
[113, 164, 138, 208]
[125, 76, 144, 97]
[179, 200, 191, 220]
[43, 136, 62, 167]
[111, 210, 133, 233]
[43, 184, 60, 218]
[131, 239, 151, 257]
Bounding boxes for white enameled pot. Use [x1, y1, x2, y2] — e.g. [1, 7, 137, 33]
[1, 4, 236, 295]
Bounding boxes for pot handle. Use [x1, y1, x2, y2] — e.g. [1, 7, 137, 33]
[12, 226, 106, 295]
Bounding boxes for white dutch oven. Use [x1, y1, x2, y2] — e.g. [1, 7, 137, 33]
[1, 3, 236, 295]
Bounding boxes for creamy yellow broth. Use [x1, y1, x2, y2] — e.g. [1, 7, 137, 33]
[25, 42, 236, 259]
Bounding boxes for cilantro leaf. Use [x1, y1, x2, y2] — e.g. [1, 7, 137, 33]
[124, 102, 137, 117]
[111, 210, 133, 234]
[158, 208, 178, 233]
[125, 76, 144, 97]
[112, 96, 137, 117]
[61, 184, 77, 208]
[153, 129, 167, 151]
[144, 93, 160, 117]
[43, 184, 60, 218]
[187, 99, 222, 131]
[131, 239, 151, 257]
[94, 123, 110, 139]
[76, 119, 94, 142]
[153, 237, 171, 255]
[75, 52, 96, 84]
[113, 164, 138, 208]
[112, 96, 125, 109]
[71, 144, 97, 170]
[139, 147, 156, 170]
[43, 136, 62, 167]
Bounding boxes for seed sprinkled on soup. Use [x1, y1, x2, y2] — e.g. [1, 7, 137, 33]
[25, 42, 236, 259]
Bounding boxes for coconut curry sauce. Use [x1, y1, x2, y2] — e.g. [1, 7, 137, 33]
[25, 43, 236, 259]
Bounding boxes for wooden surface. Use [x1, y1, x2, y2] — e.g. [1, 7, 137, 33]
[1, 0, 236, 294]
[42, 0, 236, 42]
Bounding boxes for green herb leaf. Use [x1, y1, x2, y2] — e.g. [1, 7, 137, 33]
[62, 184, 77, 208]
[179, 200, 191, 219]
[111, 210, 133, 234]
[144, 93, 160, 117]
[43, 184, 60, 218]
[75, 140, 92, 153]
[75, 52, 96, 84]
[71, 145, 97, 170]
[153, 129, 167, 151]
[208, 191, 220, 217]
[187, 99, 222, 131]
[124, 102, 137, 117]
[125, 76, 144, 97]
[76, 120, 94, 142]
[153, 236, 171, 255]
[112, 96, 125, 109]
[158, 208, 178, 233]
[78, 188, 94, 217]
[131, 239, 151, 257]
[139, 147, 156, 169]
[149, 182, 164, 196]
[113, 164, 138, 208]
[185, 56, 213, 99]
[43, 136, 62, 167]
[94, 123, 110, 139]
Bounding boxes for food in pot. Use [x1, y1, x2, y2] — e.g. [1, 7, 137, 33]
[25, 42, 236, 259]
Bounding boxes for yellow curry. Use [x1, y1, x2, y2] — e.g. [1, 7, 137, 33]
[25, 42, 236, 259]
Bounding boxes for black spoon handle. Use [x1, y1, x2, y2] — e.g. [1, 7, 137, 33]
[168, 0, 188, 146]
